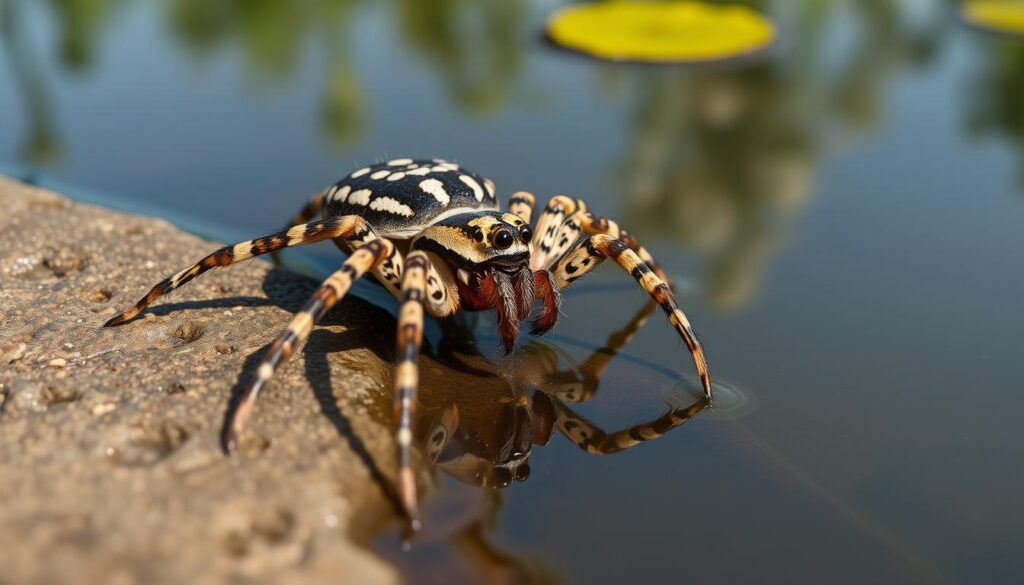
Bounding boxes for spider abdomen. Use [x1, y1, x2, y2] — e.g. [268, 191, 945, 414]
[323, 158, 498, 239]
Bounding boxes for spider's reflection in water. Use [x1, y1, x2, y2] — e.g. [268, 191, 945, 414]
[421, 299, 707, 489]
[389, 299, 707, 579]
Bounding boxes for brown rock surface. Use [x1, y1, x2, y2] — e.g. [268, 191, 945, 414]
[0, 176, 405, 584]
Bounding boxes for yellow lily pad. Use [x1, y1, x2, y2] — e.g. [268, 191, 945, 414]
[546, 2, 775, 64]
[962, 0, 1024, 35]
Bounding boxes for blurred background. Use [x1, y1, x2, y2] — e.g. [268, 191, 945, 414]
[2, 1, 1023, 583]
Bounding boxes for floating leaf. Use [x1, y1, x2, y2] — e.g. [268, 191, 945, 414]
[962, 0, 1024, 36]
[546, 1, 775, 64]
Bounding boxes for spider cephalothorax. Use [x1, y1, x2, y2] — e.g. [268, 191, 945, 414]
[411, 211, 544, 351]
[103, 158, 712, 536]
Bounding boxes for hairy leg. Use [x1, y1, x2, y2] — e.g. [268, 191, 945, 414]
[336, 229, 460, 318]
[221, 238, 395, 452]
[105, 215, 373, 326]
[392, 251, 456, 533]
[268, 190, 329, 264]
[529, 195, 586, 271]
[577, 212, 673, 288]
[506, 191, 536, 224]
[529, 195, 673, 287]
[550, 234, 712, 398]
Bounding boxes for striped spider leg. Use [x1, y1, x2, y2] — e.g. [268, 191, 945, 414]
[222, 238, 397, 452]
[514, 299, 708, 453]
[505, 190, 536, 224]
[222, 246, 449, 539]
[542, 389, 707, 454]
[103, 215, 380, 326]
[267, 190, 328, 265]
[532, 196, 672, 288]
[102, 212, 456, 327]
[548, 234, 712, 398]
[529, 196, 712, 398]
[391, 251, 437, 534]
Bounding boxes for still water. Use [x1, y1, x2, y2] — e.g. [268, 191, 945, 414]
[2, 1, 1023, 583]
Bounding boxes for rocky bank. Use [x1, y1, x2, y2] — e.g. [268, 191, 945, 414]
[0, 176, 407, 584]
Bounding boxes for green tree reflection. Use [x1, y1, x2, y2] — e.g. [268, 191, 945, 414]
[395, 0, 525, 114]
[165, 0, 368, 145]
[45, 0, 120, 71]
[965, 37, 1024, 190]
[1, 0, 62, 163]
[613, 0, 945, 310]
[7, 0, 1018, 314]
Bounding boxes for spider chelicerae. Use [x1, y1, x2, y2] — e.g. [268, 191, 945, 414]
[104, 158, 712, 533]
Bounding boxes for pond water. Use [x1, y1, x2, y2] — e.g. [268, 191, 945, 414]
[3, 1, 1023, 583]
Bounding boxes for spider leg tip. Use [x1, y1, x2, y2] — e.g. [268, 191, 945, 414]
[400, 518, 422, 550]
[220, 431, 238, 455]
[103, 314, 126, 327]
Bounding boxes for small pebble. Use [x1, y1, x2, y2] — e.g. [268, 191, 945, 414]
[92, 403, 117, 416]
[48, 358, 67, 368]
[1, 343, 27, 363]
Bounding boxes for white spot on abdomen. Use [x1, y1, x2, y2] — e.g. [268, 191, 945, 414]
[407, 167, 432, 176]
[419, 178, 450, 206]
[459, 175, 484, 201]
[387, 158, 413, 166]
[370, 196, 414, 217]
[484, 178, 496, 198]
[348, 189, 371, 205]
[350, 167, 370, 178]
[387, 172, 406, 181]
[371, 170, 391, 180]
[332, 185, 352, 203]
[434, 159, 460, 171]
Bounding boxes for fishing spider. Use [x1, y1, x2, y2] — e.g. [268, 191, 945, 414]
[104, 158, 712, 533]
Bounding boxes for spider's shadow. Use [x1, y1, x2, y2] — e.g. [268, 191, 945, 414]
[141, 296, 274, 317]
[217, 267, 406, 518]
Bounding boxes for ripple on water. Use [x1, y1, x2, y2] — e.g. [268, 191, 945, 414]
[661, 377, 756, 421]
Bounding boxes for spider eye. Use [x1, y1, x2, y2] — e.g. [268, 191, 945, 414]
[519, 225, 533, 243]
[493, 229, 514, 249]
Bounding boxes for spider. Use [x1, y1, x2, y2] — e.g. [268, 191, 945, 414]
[104, 158, 712, 533]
